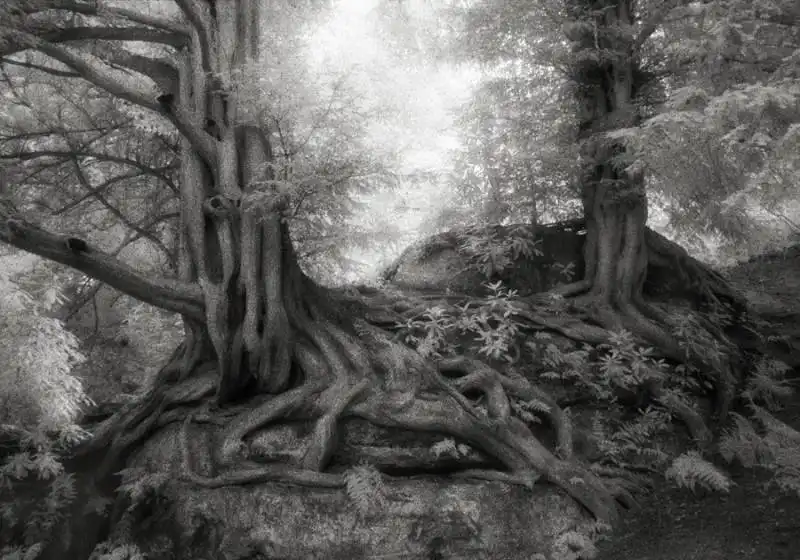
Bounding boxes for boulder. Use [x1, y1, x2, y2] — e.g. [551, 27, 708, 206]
[383, 220, 704, 301]
[121, 421, 597, 560]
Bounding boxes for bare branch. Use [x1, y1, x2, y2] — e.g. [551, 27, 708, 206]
[55, 169, 147, 214]
[0, 150, 178, 192]
[68, 153, 175, 263]
[0, 214, 204, 321]
[5, 39, 216, 168]
[0, 56, 80, 77]
[112, 211, 181, 270]
[20, 1, 189, 36]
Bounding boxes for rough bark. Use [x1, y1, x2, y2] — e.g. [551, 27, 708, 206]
[550, 0, 743, 419]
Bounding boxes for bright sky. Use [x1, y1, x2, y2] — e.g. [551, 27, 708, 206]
[309, 0, 475, 169]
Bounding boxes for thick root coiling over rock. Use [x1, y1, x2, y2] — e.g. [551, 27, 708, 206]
[166, 321, 633, 526]
[86, 266, 747, 537]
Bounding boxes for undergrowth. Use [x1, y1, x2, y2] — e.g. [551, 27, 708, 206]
[0, 268, 91, 560]
[396, 277, 800, 557]
[457, 224, 542, 279]
[5, 226, 800, 559]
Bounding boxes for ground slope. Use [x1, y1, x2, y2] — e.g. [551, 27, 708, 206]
[598, 244, 800, 560]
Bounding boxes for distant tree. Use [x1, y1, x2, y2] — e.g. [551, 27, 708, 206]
[452, 1, 753, 347]
[449, 48, 581, 228]
[450, 0, 800, 259]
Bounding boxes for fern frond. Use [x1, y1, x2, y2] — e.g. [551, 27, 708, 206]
[666, 451, 732, 492]
[552, 529, 598, 560]
[345, 463, 385, 513]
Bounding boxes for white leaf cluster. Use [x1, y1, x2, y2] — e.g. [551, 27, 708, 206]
[0, 266, 90, 434]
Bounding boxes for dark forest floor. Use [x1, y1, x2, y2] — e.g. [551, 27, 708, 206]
[597, 245, 800, 560]
[596, 399, 800, 560]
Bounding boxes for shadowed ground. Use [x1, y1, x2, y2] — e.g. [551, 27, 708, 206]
[598, 244, 800, 559]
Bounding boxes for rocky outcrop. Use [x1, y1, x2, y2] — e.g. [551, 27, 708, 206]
[121, 420, 597, 560]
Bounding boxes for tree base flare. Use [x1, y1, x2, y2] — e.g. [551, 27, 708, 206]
[58, 265, 758, 560]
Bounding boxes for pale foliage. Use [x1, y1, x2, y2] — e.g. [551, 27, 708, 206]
[665, 451, 733, 492]
[0, 255, 88, 553]
[0, 257, 90, 433]
[344, 462, 387, 513]
[431, 437, 471, 459]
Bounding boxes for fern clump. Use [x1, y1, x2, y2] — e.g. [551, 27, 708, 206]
[665, 451, 733, 492]
[591, 408, 672, 472]
[720, 406, 800, 497]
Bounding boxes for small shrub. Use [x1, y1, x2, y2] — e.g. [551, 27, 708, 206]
[458, 225, 542, 277]
[0, 262, 91, 552]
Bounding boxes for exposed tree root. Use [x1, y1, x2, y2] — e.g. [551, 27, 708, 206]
[438, 356, 574, 459]
[301, 379, 370, 471]
[156, 313, 637, 525]
[449, 469, 539, 488]
[348, 386, 633, 524]
[82, 364, 217, 477]
[180, 414, 347, 489]
[650, 383, 712, 449]
[77, 231, 752, 541]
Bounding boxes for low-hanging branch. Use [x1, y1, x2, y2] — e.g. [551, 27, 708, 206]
[0, 214, 204, 321]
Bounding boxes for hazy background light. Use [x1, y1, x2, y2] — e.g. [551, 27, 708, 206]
[306, 0, 482, 282]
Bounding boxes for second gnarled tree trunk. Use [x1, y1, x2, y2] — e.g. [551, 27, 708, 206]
[558, 2, 679, 341]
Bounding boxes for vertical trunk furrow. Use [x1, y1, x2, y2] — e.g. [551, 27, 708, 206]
[240, 211, 262, 358]
[258, 212, 291, 393]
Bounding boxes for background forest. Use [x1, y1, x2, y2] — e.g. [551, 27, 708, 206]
[0, 0, 799, 559]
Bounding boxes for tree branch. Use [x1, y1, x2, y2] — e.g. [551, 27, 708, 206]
[85, 43, 178, 94]
[0, 214, 204, 322]
[173, 0, 214, 76]
[113, 211, 181, 270]
[0, 56, 80, 77]
[20, 1, 189, 36]
[9, 39, 217, 168]
[67, 154, 176, 263]
[31, 41, 162, 111]
[0, 27, 187, 59]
